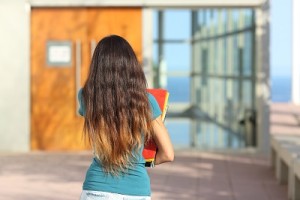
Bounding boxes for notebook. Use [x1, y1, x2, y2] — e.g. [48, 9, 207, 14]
[143, 89, 169, 167]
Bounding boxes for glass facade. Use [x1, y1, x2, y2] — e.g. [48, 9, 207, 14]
[153, 9, 256, 149]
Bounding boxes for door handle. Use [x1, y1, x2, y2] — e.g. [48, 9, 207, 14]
[75, 40, 81, 116]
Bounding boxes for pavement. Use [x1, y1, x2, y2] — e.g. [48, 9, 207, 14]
[0, 102, 295, 200]
[0, 150, 287, 200]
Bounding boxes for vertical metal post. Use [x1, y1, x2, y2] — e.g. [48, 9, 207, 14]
[191, 10, 198, 148]
[75, 40, 81, 116]
[157, 11, 164, 88]
[251, 9, 257, 147]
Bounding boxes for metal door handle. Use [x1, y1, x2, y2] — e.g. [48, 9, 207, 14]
[76, 40, 81, 116]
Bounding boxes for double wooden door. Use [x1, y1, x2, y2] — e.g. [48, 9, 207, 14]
[31, 8, 142, 150]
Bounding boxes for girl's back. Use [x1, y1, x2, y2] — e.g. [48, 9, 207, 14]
[79, 35, 174, 200]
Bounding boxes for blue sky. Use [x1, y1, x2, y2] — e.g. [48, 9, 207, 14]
[271, 0, 292, 77]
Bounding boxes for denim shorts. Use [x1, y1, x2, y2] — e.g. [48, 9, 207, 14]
[80, 190, 151, 200]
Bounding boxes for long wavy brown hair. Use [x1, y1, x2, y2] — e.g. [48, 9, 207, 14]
[81, 35, 153, 175]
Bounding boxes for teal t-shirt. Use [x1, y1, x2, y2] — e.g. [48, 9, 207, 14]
[78, 88, 162, 196]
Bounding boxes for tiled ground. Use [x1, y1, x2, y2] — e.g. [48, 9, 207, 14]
[149, 151, 287, 200]
[0, 102, 295, 200]
[0, 151, 287, 200]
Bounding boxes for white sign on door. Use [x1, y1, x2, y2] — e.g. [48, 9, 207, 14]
[47, 41, 72, 67]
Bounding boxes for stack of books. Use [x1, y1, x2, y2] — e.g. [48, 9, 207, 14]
[143, 89, 169, 167]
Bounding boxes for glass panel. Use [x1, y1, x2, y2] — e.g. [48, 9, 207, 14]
[196, 122, 245, 149]
[166, 77, 190, 103]
[153, 11, 158, 40]
[164, 10, 191, 40]
[201, 48, 208, 85]
[232, 80, 240, 104]
[226, 35, 233, 75]
[166, 120, 190, 148]
[244, 9, 254, 28]
[213, 39, 218, 73]
[212, 9, 218, 26]
[164, 43, 190, 72]
[232, 9, 239, 31]
[152, 43, 159, 87]
[242, 80, 252, 108]
[206, 10, 213, 29]
[223, 37, 227, 73]
[233, 35, 239, 76]
[198, 121, 208, 147]
[152, 43, 159, 67]
[153, 8, 256, 149]
[243, 31, 253, 76]
[223, 10, 228, 32]
[208, 40, 214, 74]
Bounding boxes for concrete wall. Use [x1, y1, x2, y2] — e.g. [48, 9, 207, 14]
[0, 0, 30, 151]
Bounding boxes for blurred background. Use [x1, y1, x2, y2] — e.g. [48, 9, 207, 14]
[0, 0, 272, 153]
[0, 0, 299, 199]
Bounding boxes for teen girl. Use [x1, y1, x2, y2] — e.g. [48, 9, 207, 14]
[78, 35, 174, 200]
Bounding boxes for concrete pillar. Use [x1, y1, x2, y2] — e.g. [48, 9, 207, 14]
[0, 0, 30, 152]
[255, 0, 270, 154]
[292, 0, 300, 104]
[143, 8, 154, 88]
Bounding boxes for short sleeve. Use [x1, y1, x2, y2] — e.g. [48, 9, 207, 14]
[78, 88, 85, 116]
[148, 93, 162, 120]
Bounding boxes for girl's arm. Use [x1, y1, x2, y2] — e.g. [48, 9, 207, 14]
[152, 116, 174, 165]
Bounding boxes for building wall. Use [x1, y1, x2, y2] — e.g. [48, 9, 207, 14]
[0, 0, 30, 151]
[0, 0, 269, 153]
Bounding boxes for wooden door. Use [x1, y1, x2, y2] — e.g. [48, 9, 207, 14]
[31, 8, 142, 150]
[86, 8, 142, 61]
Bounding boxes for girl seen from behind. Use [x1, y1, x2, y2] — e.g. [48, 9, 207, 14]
[78, 35, 174, 200]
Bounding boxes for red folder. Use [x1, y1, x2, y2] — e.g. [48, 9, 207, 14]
[143, 89, 169, 167]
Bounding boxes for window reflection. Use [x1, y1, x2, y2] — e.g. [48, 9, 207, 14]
[153, 8, 255, 149]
